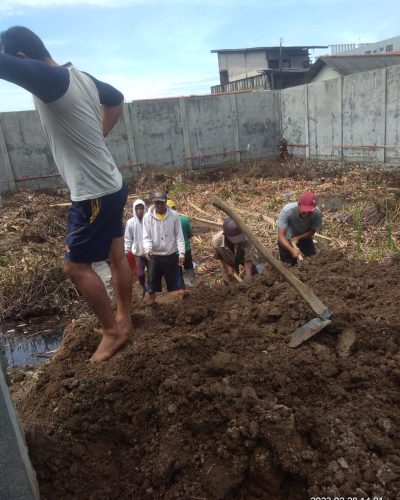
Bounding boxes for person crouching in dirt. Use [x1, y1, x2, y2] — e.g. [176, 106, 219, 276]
[143, 191, 186, 303]
[212, 218, 258, 284]
[166, 199, 196, 289]
[277, 191, 322, 265]
[124, 199, 151, 297]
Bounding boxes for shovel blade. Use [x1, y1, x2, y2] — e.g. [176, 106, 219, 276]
[289, 318, 331, 348]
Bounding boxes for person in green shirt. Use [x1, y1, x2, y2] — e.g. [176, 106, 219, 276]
[167, 200, 196, 288]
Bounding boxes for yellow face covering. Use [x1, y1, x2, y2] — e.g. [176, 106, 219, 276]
[156, 212, 167, 220]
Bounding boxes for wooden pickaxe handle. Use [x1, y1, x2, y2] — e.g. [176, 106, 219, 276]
[212, 196, 331, 320]
[232, 272, 243, 282]
[291, 241, 304, 261]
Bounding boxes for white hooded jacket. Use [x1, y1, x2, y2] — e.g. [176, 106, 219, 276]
[124, 199, 147, 256]
[143, 206, 185, 256]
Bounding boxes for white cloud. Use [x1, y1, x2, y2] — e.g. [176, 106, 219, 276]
[0, 0, 235, 13]
[0, 0, 343, 15]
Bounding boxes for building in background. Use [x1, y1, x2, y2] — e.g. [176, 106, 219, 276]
[210, 45, 328, 94]
[329, 35, 400, 56]
[308, 53, 400, 82]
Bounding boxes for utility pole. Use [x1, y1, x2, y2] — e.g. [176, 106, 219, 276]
[279, 37, 283, 90]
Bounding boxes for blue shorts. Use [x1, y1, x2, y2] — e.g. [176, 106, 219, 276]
[65, 184, 128, 263]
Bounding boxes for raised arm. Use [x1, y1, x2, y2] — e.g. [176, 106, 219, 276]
[84, 73, 124, 137]
[0, 53, 69, 102]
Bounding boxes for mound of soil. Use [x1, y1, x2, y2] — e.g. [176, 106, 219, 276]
[11, 250, 400, 499]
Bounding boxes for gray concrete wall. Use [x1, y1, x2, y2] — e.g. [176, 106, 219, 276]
[0, 362, 39, 499]
[280, 65, 400, 164]
[307, 78, 342, 158]
[0, 91, 281, 194]
[129, 98, 185, 169]
[342, 69, 386, 162]
[235, 90, 281, 159]
[185, 94, 236, 166]
[384, 65, 400, 164]
[0, 64, 399, 195]
[0, 111, 56, 192]
[280, 84, 308, 157]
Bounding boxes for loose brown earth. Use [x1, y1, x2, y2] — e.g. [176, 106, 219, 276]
[11, 249, 400, 499]
[3, 160, 400, 499]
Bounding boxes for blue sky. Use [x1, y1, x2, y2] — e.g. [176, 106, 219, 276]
[0, 0, 399, 112]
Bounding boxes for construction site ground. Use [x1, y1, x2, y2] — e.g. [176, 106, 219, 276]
[1, 159, 400, 499]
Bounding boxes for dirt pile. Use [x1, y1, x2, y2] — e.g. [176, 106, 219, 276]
[10, 250, 400, 499]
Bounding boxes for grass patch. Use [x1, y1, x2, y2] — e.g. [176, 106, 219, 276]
[170, 181, 191, 193]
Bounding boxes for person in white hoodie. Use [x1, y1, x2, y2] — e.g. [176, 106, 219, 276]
[143, 190, 186, 302]
[124, 199, 149, 295]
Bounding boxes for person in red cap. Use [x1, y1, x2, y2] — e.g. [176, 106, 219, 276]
[212, 218, 258, 283]
[277, 192, 322, 265]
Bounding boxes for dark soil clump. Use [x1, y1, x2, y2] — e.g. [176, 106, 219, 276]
[11, 249, 400, 499]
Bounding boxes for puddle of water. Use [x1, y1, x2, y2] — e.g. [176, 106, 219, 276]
[0, 262, 124, 368]
[318, 196, 349, 211]
[0, 318, 65, 368]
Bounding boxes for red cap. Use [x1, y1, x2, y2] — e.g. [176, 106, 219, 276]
[298, 192, 317, 212]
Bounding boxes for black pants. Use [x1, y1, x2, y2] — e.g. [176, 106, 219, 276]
[183, 249, 194, 270]
[148, 253, 179, 292]
[278, 238, 316, 266]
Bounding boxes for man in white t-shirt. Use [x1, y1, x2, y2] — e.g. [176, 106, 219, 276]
[0, 26, 133, 361]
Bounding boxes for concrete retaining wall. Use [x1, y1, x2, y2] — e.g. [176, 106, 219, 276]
[281, 66, 400, 164]
[0, 361, 39, 499]
[0, 64, 399, 194]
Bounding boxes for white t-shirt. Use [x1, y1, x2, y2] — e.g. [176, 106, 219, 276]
[34, 65, 122, 201]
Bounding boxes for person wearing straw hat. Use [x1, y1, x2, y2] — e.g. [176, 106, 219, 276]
[212, 218, 257, 284]
[277, 191, 322, 265]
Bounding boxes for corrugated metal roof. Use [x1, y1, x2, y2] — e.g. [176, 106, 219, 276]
[310, 54, 400, 79]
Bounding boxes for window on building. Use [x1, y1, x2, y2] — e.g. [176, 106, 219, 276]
[303, 60, 309, 68]
[386, 44, 393, 52]
[365, 50, 371, 54]
[380, 47, 384, 52]
[282, 59, 291, 69]
[268, 60, 279, 69]
[220, 70, 229, 85]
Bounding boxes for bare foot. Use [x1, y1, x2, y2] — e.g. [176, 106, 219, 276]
[90, 331, 128, 362]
